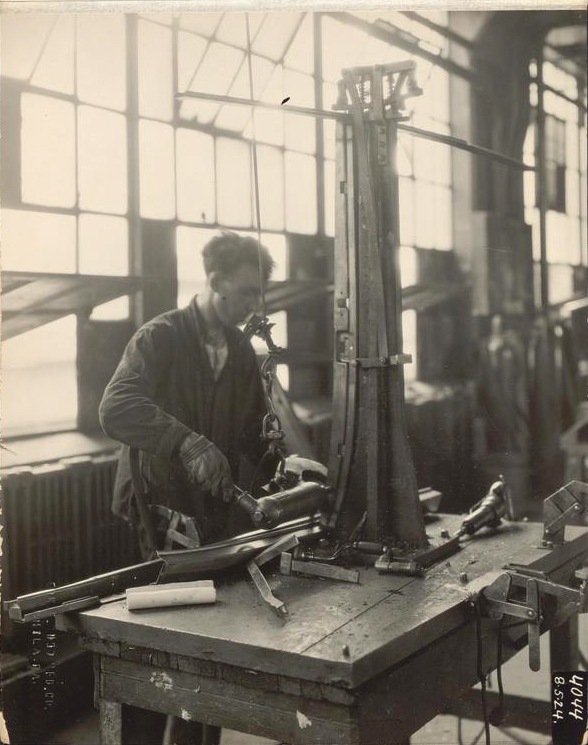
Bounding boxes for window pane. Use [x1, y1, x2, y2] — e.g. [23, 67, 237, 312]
[2, 315, 78, 436]
[546, 210, 569, 263]
[566, 168, 580, 217]
[285, 112, 316, 154]
[176, 225, 214, 307]
[215, 13, 263, 49]
[284, 13, 313, 74]
[30, 15, 74, 94]
[21, 93, 76, 208]
[178, 13, 222, 37]
[176, 129, 216, 224]
[79, 214, 128, 275]
[215, 55, 275, 132]
[191, 41, 244, 95]
[177, 32, 208, 93]
[77, 14, 126, 111]
[78, 106, 128, 214]
[216, 137, 251, 227]
[1, 14, 55, 80]
[90, 296, 130, 320]
[139, 20, 173, 121]
[413, 137, 451, 185]
[414, 181, 435, 248]
[139, 119, 175, 219]
[1, 209, 76, 273]
[322, 17, 366, 82]
[323, 119, 336, 161]
[548, 264, 574, 305]
[257, 146, 285, 232]
[260, 232, 287, 281]
[285, 152, 317, 234]
[252, 13, 302, 61]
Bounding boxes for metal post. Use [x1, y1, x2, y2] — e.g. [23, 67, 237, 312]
[328, 65, 427, 547]
[536, 50, 549, 310]
[126, 14, 143, 327]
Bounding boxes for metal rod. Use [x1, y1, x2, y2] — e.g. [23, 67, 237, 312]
[177, 89, 344, 121]
[177, 90, 534, 171]
[397, 123, 536, 171]
[536, 52, 549, 310]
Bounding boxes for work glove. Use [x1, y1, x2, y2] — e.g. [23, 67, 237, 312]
[179, 433, 234, 502]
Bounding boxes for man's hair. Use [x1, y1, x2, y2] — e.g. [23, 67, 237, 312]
[202, 231, 274, 283]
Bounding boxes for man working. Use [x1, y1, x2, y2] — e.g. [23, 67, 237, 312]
[99, 230, 276, 745]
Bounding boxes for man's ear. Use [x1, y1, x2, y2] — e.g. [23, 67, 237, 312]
[209, 272, 221, 293]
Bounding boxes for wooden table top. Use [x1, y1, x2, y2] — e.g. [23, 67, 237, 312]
[57, 516, 587, 690]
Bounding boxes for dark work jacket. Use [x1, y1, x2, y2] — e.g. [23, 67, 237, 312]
[99, 297, 269, 544]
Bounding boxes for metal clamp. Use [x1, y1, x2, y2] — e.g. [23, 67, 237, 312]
[481, 566, 587, 671]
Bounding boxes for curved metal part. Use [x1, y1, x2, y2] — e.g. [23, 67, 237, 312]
[157, 515, 324, 579]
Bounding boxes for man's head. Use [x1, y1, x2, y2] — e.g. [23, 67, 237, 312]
[202, 231, 274, 327]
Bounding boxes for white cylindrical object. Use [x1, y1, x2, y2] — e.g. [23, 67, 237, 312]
[126, 581, 216, 610]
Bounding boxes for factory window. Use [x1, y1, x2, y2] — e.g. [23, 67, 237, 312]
[2, 315, 78, 437]
[543, 114, 567, 212]
[321, 13, 453, 253]
[3, 15, 132, 284]
[524, 54, 586, 306]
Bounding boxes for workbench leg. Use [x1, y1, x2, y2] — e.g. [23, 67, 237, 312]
[550, 614, 579, 672]
[100, 699, 123, 745]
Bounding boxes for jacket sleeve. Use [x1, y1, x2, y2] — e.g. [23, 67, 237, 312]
[99, 321, 192, 460]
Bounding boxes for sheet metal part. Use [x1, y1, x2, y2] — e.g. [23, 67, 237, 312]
[5, 559, 163, 623]
[246, 560, 288, 619]
[157, 516, 323, 579]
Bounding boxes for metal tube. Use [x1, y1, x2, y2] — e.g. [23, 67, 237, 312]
[177, 90, 534, 171]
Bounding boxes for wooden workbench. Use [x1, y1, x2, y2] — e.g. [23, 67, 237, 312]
[56, 517, 587, 745]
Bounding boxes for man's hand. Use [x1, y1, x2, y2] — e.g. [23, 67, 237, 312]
[179, 433, 234, 501]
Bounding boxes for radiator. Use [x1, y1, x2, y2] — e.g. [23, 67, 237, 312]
[1, 454, 140, 605]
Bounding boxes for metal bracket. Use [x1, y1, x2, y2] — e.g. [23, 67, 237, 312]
[542, 481, 587, 547]
[482, 567, 587, 672]
[280, 553, 360, 584]
[341, 354, 413, 368]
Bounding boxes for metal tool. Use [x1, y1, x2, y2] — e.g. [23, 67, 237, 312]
[481, 565, 587, 671]
[455, 476, 511, 539]
[280, 553, 360, 584]
[234, 482, 331, 530]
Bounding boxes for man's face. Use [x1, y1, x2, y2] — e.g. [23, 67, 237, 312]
[211, 263, 264, 327]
